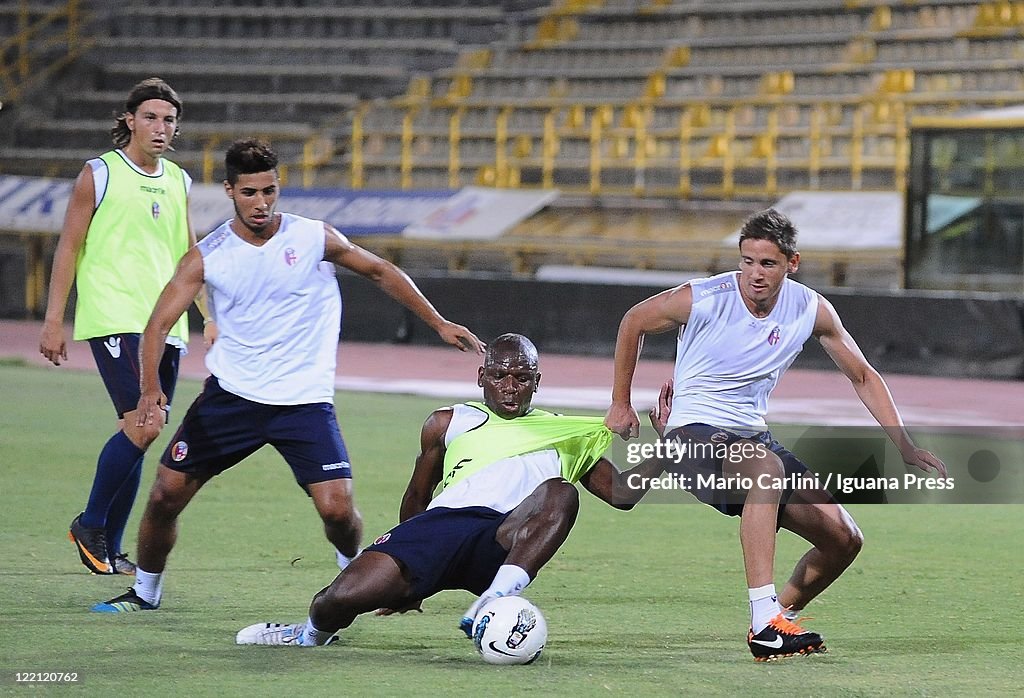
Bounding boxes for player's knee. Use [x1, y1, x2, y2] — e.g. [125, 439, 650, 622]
[145, 472, 193, 519]
[320, 503, 362, 532]
[749, 450, 785, 482]
[839, 522, 864, 562]
[311, 481, 359, 523]
[312, 569, 389, 624]
[540, 478, 581, 515]
[732, 448, 784, 490]
[122, 411, 165, 450]
[820, 515, 863, 564]
[309, 584, 354, 629]
[500, 480, 579, 551]
[138, 424, 162, 449]
[312, 581, 347, 611]
[536, 479, 580, 525]
[145, 483, 185, 520]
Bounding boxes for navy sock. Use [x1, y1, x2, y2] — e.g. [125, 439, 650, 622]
[81, 431, 145, 530]
[105, 454, 144, 556]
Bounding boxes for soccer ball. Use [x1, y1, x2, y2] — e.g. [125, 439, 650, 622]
[472, 595, 547, 665]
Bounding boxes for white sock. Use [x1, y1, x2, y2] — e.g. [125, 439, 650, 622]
[484, 564, 531, 599]
[133, 568, 164, 606]
[299, 617, 335, 646]
[463, 564, 533, 623]
[336, 549, 360, 571]
[748, 583, 781, 634]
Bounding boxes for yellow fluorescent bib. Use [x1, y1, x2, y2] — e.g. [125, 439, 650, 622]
[441, 401, 614, 490]
[73, 150, 190, 341]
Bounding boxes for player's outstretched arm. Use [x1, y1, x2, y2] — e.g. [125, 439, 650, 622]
[586, 381, 675, 509]
[323, 224, 484, 354]
[814, 294, 947, 477]
[605, 285, 691, 439]
[135, 248, 205, 428]
[39, 165, 96, 366]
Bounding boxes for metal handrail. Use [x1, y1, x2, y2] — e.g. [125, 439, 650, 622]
[352, 97, 913, 197]
[0, 0, 89, 104]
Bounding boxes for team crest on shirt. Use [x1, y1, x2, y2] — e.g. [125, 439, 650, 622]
[151, 202, 161, 220]
[284, 247, 298, 266]
[171, 440, 189, 462]
[767, 326, 781, 346]
[373, 533, 391, 545]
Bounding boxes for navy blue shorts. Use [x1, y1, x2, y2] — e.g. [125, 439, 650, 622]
[663, 423, 816, 519]
[161, 377, 352, 490]
[89, 334, 179, 418]
[365, 506, 511, 601]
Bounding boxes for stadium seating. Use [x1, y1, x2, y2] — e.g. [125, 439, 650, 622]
[3, 0, 1023, 286]
[6, 1, 1023, 192]
[0, 0, 512, 181]
[340, 0, 1024, 199]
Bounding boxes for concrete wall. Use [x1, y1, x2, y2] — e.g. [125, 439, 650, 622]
[335, 272, 1024, 379]
[4, 251, 1020, 378]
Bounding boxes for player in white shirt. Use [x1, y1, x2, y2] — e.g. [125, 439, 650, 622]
[93, 139, 484, 614]
[604, 208, 947, 661]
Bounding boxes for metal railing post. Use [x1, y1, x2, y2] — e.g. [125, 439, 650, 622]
[350, 105, 365, 189]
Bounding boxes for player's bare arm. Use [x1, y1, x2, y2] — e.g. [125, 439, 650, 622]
[323, 224, 484, 354]
[398, 407, 453, 522]
[605, 284, 693, 439]
[185, 208, 217, 346]
[39, 165, 96, 366]
[814, 294, 947, 477]
[135, 247, 205, 427]
[584, 381, 674, 508]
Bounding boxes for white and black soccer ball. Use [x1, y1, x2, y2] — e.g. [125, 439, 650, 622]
[472, 595, 547, 665]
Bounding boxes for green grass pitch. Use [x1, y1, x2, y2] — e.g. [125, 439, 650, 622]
[0, 363, 1020, 695]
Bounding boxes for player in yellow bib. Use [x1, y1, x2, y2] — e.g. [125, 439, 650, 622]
[39, 78, 212, 576]
[236, 333, 675, 647]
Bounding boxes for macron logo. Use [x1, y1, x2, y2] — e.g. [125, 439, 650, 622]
[104, 336, 122, 359]
[321, 461, 349, 471]
[699, 281, 733, 297]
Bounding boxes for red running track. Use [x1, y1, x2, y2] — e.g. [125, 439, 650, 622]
[3, 320, 1021, 427]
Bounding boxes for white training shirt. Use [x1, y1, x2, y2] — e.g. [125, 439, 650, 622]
[427, 403, 563, 514]
[198, 213, 341, 405]
[666, 271, 819, 432]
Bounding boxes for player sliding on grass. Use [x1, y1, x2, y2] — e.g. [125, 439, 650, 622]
[604, 208, 947, 661]
[236, 333, 674, 646]
[92, 138, 483, 613]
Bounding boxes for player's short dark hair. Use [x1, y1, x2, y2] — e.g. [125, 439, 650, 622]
[739, 208, 798, 259]
[224, 139, 279, 184]
[486, 333, 539, 369]
[111, 77, 182, 148]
